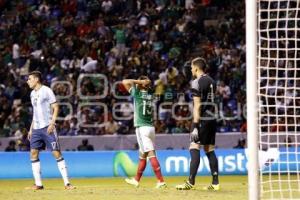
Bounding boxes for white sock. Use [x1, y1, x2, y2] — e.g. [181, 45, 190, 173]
[57, 158, 70, 186]
[31, 159, 42, 186]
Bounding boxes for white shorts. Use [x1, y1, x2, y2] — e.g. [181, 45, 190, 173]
[135, 126, 155, 153]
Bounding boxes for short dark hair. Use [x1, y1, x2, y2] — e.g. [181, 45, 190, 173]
[138, 75, 150, 80]
[28, 71, 42, 82]
[192, 57, 207, 71]
[137, 75, 152, 90]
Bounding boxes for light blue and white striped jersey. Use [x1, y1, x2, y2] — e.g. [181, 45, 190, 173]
[30, 85, 56, 129]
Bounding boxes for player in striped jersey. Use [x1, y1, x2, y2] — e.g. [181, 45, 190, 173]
[26, 71, 75, 190]
[122, 76, 166, 189]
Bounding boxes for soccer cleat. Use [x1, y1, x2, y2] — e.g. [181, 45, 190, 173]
[25, 184, 44, 190]
[125, 178, 139, 187]
[175, 181, 194, 190]
[155, 182, 167, 189]
[65, 183, 76, 190]
[203, 184, 220, 191]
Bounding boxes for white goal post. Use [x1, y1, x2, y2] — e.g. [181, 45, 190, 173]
[246, 0, 259, 199]
[247, 0, 300, 199]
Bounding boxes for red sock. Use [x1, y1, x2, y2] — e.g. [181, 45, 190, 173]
[149, 157, 164, 182]
[135, 158, 147, 182]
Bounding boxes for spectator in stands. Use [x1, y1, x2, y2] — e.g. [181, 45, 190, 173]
[16, 128, 30, 151]
[0, 0, 249, 137]
[270, 117, 286, 132]
[105, 116, 119, 135]
[171, 121, 189, 133]
[240, 118, 247, 134]
[101, 0, 113, 15]
[233, 138, 246, 149]
[77, 139, 94, 151]
[5, 140, 16, 152]
[283, 137, 293, 148]
[166, 66, 179, 86]
[217, 81, 231, 103]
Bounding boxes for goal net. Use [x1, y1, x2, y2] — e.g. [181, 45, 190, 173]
[248, 0, 300, 199]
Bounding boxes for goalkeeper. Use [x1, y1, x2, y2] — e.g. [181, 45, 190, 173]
[176, 57, 220, 191]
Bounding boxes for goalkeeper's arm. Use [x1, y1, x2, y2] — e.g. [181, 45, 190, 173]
[190, 96, 201, 142]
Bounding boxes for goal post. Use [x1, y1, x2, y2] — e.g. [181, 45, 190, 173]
[247, 0, 300, 199]
[246, 0, 259, 199]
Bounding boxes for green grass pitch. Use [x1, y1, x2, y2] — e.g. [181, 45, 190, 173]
[0, 176, 247, 200]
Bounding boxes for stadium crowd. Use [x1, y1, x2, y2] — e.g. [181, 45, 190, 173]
[0, 0, 246, 143]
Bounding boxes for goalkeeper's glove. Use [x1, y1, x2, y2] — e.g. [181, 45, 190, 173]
[190, 123, 200, 142]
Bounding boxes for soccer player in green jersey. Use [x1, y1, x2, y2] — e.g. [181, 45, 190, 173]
[122, 76, 166, 189]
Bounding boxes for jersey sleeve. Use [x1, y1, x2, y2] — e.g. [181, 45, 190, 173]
[191, 79, 202, 97]
[47, 88, 57, 104]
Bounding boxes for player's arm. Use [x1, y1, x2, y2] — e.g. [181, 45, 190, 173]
[191, 79, 202, 123]
[122, 79, 150, 92]
[190, 78, 202, 142]
[47, 102, 59, 134]
[190, 96, 201, 142]
[28, 121, 33, 140]
[193, 96, 201, 123]
[50, 102, 59, 125]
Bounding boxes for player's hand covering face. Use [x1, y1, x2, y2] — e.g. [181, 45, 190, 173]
[138, 79, 151, 90]
[142, 79, 151, 87]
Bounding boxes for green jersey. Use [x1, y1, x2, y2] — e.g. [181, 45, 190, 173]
[130, 85, 154, 127]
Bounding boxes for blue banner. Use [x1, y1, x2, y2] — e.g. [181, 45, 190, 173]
[0, 148, 298, 179]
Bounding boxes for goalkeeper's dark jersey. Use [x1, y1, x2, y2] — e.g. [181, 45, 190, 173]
[191, 74, 216, 119]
